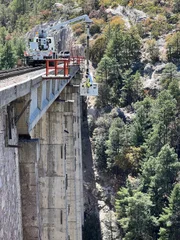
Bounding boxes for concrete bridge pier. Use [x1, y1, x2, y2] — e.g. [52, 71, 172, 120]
[63, 86, 78, 240]
[33, 83, 84, 240]
[17, 93, 69, 239]
[33, 98, 69, 240]
[73, 86, 84, 240]
[18, 139, 41, 239]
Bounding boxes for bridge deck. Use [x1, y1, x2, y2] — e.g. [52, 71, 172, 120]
[0, 65, 80, 108]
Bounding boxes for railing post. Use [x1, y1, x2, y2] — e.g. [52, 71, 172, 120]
[46, 60, 49, 76]
[64, 60, 69, 76]
[63, 60, 66, 76]
[55, 60, 58, 76]
[67, 61, 69, 76]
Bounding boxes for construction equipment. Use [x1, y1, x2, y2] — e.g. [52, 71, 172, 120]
[24, 15, 92, 66]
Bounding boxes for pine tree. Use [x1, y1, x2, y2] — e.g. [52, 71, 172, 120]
[146, 90, 177, 156]
[106, 28, 141, 69]
[131, 97, 153, 147]
[106, 118, 125, 169]
[92, 114, 111, 171]
[141, 145, 180, 215]
[160, 63, 179, 89]
[116, 186, 157, 240]
[166, 32, 180, 61]
[120, 70, 143, 106]
[158, 184, 180, 240]
[1, 41, 15, 69]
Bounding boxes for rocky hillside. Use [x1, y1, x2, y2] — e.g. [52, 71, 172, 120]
[82, 1, 180, 240]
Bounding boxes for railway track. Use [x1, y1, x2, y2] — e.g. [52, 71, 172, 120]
[0, 66, 45, 80]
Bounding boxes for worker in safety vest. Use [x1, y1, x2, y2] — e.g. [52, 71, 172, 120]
[85, 81, 90, 88]
[85, 72, 93, 88]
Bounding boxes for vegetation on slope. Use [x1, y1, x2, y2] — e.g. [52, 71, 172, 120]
[0, 0, 59, 69]
[0, 0, 88, 69]
[86, 1, 180, 240]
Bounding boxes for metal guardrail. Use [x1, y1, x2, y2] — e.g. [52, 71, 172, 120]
[45, 59, 70, 77]
[43, 57, 85, 79]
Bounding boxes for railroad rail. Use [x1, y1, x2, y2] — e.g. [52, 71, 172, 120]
[0, 66, 45, 80]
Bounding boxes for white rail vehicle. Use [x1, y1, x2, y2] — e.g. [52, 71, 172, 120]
[24, 33, 56, 66]
[24, 15, 92, 66]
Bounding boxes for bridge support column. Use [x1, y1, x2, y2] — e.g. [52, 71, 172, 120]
[63, 86, 78, 240]
[32, 100, 68, 240]
[63, 83, 83, 240]
[18, 139, 41, 239]
[73, 86, 83, 240]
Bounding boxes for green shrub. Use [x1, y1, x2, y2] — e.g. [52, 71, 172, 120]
[90, 24, 101, 36]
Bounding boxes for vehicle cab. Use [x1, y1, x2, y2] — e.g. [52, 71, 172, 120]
[59, 50, 70, 58]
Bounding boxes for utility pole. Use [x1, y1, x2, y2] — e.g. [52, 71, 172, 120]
[85, 17, 92, 84]
[86, 23, 90, 77]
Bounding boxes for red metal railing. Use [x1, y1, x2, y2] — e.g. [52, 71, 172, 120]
[70, 56, 85, 65]
[45, 59, 69, 76]
[45, 57, 85, 77]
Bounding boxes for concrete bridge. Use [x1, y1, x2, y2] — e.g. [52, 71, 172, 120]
[0, 63, 85, 240]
